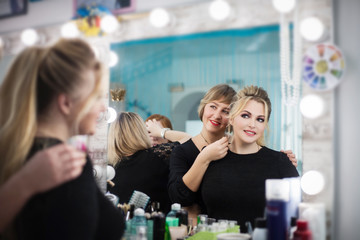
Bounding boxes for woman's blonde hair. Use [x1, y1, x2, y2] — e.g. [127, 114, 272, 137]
[229, 85, 272, 146]
[0, 38, 103, 185]
[108, 112, 152, 166]
[145, 114, 173, 129]
[198, 84, 237, 121]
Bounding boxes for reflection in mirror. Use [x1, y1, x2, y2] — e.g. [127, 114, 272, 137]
[110, 25, 301, 154]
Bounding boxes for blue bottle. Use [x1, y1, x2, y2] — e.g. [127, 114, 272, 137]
[265, 179, 290, 240]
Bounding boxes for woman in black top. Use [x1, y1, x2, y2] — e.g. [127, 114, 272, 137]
[166, 84, 298, 223]
[107, 112, 190, 213]
[0, 38, 125, 239]
[201, 85, 299, 231]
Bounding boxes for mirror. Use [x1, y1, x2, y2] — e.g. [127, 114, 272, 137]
[110, 25, 288, 151]
[108, 1, 334, 235]
[0, 0, 334, 235]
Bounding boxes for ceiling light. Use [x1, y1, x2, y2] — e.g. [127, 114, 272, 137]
[21, 28, 39, 46]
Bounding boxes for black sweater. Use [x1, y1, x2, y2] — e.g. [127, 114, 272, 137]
[168, 139, 207, 212]
[109, 142, 179, 213]
[16, 138, 125, 240]
[201, 147, 299, 232]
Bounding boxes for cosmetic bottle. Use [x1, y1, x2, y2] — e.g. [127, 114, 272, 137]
[131, 208, 147, 238]
[152, 212, 165, 240]
[265, 179, 290, 240]
[252, 218, 267, 240]
[176, 208, 188, 226]
[165, 204, 181, 240]
[293, 220, 312, 240]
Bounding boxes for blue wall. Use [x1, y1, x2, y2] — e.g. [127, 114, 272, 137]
[111, 25, 284, 149]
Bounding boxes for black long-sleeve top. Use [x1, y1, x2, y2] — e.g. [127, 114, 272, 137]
[16, 138, 125, 240]
[167, 139, 207, 213]
[201, 147, 299, 232]
[109, 142, 180, 214]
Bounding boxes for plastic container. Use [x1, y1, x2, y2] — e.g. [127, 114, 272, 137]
[265, 179, 290, 240]
[152, 212, 165, 240]
[167, 203, 181, 219]
[252, 218, 267, 240]
[131, 208, 147, 237]
[293, 220, 312, 240]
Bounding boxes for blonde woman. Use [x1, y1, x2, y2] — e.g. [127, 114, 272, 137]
[146, 84, 297, 223]
[200, 86, 299, 232]
[108, 112, 190, 213]
[0, 38, 124, 239]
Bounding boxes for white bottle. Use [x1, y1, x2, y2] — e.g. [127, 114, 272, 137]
[252, 218, 267, 240]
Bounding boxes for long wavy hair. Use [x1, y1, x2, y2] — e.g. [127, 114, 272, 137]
[229, 85, 272, 146]
[108, 112, 152, 166]
[0, 38, 103, 185]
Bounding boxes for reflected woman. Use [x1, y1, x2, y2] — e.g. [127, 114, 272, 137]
[108, 112, 190, 213]
[200, 85, 299, 232]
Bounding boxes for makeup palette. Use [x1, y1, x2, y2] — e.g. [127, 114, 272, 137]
[302, 43, 345, 91]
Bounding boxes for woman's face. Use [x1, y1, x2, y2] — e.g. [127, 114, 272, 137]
[230, 100, 266, 145]
[75, 70, 106, 136]
[202, 100, 230, 135]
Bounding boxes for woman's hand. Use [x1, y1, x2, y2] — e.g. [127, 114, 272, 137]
[199, 136, 229, 163]
[145, 119, 162, 138]
[281, 149, 298, 167]
[24, 144, 86, 194]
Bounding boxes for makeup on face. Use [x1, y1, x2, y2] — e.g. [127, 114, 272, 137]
[202, 101, 231, 132]
[232, 100, 266, 145]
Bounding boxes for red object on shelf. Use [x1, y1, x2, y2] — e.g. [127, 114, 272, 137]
[293, 220, 312, 240]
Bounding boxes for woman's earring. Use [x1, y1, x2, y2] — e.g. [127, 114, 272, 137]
[226, 124, 233, 133]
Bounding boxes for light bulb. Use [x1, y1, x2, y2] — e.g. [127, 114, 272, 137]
[107, 107, 117, 123]
[272, 0, 296, 13]
[109, 51, 118, 67]
[100, 15, 119, 34]
[300, 17, 325, 42]
[21, 28, 39, 46]
[301, 170, 325, 195]
[61, 22, 80, 38]
[149, 8, 171, 28]
[209, 0, 231, 21]
[300, 94, 325, 119]
[107, 165, 116, 180]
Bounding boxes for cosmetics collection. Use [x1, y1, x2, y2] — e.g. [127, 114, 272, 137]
[105, 176, 325, 240]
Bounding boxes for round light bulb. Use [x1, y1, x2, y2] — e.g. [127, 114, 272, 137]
[100, 15, 119, 34]
[21, 28, 39, 46]
[300, 94, 325, 119]
[300, 17, 325, 42]
[107, 107, 117, 123]
[209, 0, 231, 21]
[272, 0, 296, 13]
[301, 170, 325, 195]
[149, 8, 171, 28]
[109, 51, 118, 67]
[106, 165, 116, 180]
[61, 22, 80, 38]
